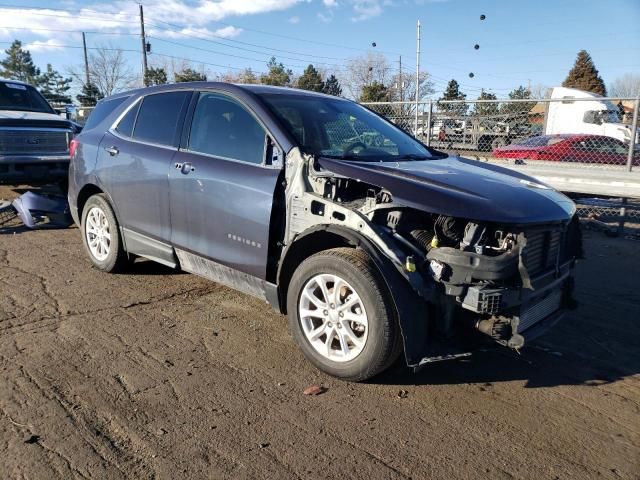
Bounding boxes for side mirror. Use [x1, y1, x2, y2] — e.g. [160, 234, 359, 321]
[583, 111, 597, 124]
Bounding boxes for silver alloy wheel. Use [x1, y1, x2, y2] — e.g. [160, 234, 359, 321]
[85, 206, 111, 261]
[298, 273, 368, 362]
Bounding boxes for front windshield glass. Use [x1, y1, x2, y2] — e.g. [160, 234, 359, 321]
[516, 135, 567, 147]
[260, 93, 443, 161]
[0, 81, 54, 113]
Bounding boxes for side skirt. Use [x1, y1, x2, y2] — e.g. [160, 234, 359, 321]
[121, 228, 178, 268]
[175, 248, 279, 308]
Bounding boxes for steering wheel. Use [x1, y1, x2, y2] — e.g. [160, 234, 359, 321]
[343, 141, 368, 156]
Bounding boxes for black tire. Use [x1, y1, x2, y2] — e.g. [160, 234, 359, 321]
[80, 194, 128, 273]
[287, 248, 402, 382]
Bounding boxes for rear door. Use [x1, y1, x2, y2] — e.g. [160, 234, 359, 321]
[168, 91, 281, 279]
[96, 90, 191, 242]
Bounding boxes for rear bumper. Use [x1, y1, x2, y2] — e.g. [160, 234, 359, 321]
[0, 155, 69, 184]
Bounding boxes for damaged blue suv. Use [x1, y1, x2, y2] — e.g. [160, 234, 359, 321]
[68, 83, 580, 381]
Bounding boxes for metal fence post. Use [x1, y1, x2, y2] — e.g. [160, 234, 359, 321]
[426, 101, 433, 146]
[627, 96, 639, 172]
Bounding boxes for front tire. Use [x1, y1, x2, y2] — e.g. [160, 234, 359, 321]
[287, 248, 401, 381]
[81, 194, 128, 272]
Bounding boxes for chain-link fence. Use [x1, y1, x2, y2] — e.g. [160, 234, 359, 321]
[363, 96, 640, 235]
[363, 97, 639, 169]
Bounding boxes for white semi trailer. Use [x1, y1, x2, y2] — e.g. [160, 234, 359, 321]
[544, 87, 639, 144]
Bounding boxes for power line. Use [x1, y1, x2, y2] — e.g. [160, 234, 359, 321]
[146, 17, 350, 61]
[146, 34, 348, 69]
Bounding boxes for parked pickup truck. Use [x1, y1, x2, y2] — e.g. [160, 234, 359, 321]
[68, 83, 581, 381]
[0, 79, 79, 185]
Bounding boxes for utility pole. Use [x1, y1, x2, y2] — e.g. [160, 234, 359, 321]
[82, 32, 90, 86]
[139, 4, 148, 85]
[414, 20, 421, 135]
[398, 55, 403, 103]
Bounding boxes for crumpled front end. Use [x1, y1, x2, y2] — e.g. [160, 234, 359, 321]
[282, 150, 581, 367]
[421, 216, 581, 361]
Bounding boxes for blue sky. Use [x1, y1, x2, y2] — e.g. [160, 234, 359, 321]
[0, 0, 638, 98]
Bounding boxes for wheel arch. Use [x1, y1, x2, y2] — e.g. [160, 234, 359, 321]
[76, 183, 104, 220]
[277, 223, 432, 366]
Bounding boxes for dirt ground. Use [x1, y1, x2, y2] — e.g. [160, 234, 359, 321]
[1, 187, 639, 479]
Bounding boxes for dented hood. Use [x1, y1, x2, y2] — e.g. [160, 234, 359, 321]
[317, 156, 575, 224]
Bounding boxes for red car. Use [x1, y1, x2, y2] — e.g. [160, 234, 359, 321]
[492, 134, 639, 166]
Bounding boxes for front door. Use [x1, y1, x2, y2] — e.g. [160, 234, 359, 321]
[168, 91, 281, 279]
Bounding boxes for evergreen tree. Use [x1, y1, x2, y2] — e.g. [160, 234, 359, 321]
[438, 79, 467, 115]
[297, 64, 324, 92]
[144, 67, 167, 86]
[501, 85, 535, 116]
[359, 81, 389, 102]
[0, 40, 41, 85]
[38, 64, 72, 104]
[322, 74, 342, 96]
[175, 68, 207, 82]
[472, 90, 499, 117]
[76, 82, 103, 106]
[562, 50, 606, 96]
[260, 57, 292, 86]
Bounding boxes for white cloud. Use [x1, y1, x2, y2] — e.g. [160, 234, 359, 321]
[288, 16, 300, 24]
[0, 1, 304, 45]
[323, 0, 338, 7]
[317, 11, 333, 23]
[351, 0, 382, 21]
[25, 39, 68, 52]
[212, 25, 243, 38]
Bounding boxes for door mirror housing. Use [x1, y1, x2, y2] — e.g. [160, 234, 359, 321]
[583, 110, 603, 125]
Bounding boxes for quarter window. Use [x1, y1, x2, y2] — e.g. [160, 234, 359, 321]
[188, 92, 266, 165]
[132, 91, 191, 147]
[115, 101, 139, 137]
[83, 96, 128, 131]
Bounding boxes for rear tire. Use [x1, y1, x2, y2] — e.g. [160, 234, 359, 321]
[287, 248, 402, 382]
[81, 194, 128, 273]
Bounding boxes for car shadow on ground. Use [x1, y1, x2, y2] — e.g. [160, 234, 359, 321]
[375, 313, 640, 389]
[376, 345, 635, 389]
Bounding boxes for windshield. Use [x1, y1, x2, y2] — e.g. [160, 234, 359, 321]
[516, 135, 568, 147]
[0, 81, 55, 113]
[260, 93, 443, 161]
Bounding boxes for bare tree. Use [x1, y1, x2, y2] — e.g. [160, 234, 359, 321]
[609, 73, 640, 98]
[530, 83, 550, 99]
[389, 71, 434, 102]
[216, 68, 259, 84]
[340, 52, 393, 100]
[68, 44, 137, 96]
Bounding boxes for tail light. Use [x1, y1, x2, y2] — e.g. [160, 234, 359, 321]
[69, 138, 79, 159]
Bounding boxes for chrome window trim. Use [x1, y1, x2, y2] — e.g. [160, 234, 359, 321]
[180, 147, 277, 169]
[107, 93, 186, 152]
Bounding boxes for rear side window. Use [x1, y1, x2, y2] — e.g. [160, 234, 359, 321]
[83, 96, 128, 131]
[132, 91, 191, 147]
[188, 92, 266, 165]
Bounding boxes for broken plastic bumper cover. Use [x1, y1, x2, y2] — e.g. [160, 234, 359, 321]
[10, 191, 73, 229]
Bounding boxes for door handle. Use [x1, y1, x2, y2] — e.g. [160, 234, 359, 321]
[104, 146, 119, 156]
[175, 162, 195, 174]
